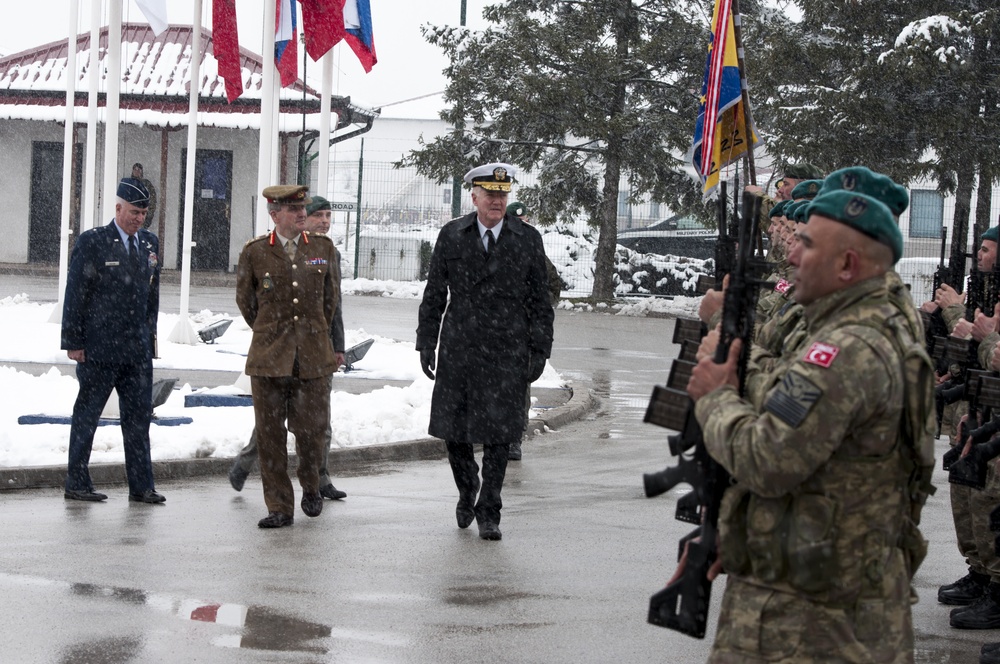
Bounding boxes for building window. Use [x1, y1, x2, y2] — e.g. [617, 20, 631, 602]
[909, 189, 944, 238]
[442, 188, 452, 204]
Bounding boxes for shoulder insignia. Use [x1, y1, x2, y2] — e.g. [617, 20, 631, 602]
[774, 278, 790, 294]
[765, 371, 823, 428]
[244, 234, 268, 248]
[803, 342, 839, 368]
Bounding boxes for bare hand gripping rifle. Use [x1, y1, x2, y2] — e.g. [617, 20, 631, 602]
[642, 191, 767, 638]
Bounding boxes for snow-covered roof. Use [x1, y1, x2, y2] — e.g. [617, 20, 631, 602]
[0, 23, 376, 130]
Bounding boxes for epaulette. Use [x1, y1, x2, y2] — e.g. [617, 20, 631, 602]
[244, 234, 270, 248]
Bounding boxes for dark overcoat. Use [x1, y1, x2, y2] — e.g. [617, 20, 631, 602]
[416, 212, 555, 445]
[61, 221, 160, 362]
[236, 230, 340, 380]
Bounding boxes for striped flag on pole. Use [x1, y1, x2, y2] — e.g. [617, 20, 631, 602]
[343, 0, 377, 72]
[275, 0, 298, 87]
[690, 0, 759, 199]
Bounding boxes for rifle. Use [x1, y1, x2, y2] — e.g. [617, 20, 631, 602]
[921, 226, 953, 344]
[696, 181, 737, 295]
[948, 375, 1000, 489]
[643, 191, 767, 639]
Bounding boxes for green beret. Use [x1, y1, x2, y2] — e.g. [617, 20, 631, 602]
[791, 179, 823, 200]
[819, 167, 909, 216]
[982, 226, 999, 243]
[784, 163, 823, 180]
[507, 201, 527, 217]
[306, 195, 331, 216]
[784, 201, 808, 224]
[768, 200, 787, 218]
[805, 191, 903, 264]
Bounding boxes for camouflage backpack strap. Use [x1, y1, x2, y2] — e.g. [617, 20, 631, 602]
[855, 313, 937, 577]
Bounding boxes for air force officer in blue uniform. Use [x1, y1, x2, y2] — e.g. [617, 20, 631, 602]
[61, 177, 164, 504]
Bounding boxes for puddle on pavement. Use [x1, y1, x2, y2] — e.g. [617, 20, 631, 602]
[2, 572, 333, 656]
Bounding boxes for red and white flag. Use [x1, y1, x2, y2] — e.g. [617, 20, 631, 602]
[136, 0, 168, 36]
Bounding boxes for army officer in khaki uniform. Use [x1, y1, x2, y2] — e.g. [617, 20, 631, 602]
[236, 185, 341, 529]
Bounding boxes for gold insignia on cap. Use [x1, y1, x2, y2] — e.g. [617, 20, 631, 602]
[262, 184, 312, 205]
[807, 182, 818, 194]
[845, 197, 868, 218]
[493, 167, 507, 181]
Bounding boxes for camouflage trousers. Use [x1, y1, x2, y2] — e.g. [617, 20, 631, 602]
[972, 461, 1000, 580]
[708, 575, 913, 663]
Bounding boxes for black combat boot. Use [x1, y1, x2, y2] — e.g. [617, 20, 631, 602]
[981, 642, 1000, 664]
[939, 570, 990, 606]
[951, 583, 1000, 629]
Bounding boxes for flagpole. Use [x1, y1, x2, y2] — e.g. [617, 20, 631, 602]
[256, 0, 278, 235]
[100, 0, 124, 222]
[82, 0, 102, 232]
[317, 50, 333, 198]
[731, 0, 757, 187]
[50, 0, 81, 325]
[168, 0, 203, 345]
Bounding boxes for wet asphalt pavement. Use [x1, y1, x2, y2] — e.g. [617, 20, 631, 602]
[0, 272, 992, 662]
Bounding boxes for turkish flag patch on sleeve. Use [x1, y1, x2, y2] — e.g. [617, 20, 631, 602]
[803, 342, 839, 368]
[775, 278, 790, 294]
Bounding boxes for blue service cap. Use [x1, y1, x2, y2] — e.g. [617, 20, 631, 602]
[117, 177, 150, 208]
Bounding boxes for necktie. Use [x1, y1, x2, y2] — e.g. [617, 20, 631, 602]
[128, 236, 139, 270]
[285, 239, 296, 260]
[485, 229, 496, 258]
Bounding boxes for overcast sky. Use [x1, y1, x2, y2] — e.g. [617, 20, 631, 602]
[0, 0, 493, 119]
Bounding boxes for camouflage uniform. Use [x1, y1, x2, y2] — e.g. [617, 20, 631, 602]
[937, 280, 1000, 589]
[695, 275, 935, 663]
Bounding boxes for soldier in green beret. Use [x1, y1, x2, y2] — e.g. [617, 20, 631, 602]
[688, 189, 935, 663]
[789, 178, 823, 201]
[929, 223, 1000, 630]
[505, 201, 562, 462]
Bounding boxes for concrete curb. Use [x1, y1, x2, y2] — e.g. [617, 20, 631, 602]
[0, 384, 599, 492]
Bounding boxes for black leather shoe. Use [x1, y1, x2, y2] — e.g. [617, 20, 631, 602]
[64, 488, 108, 502]
[229, 464, 249, 492]
[258, 512, 294, 528]
[982, 645, 1000, 664]
[940, 571, 990, 606]
[508, 440, 522, 461]
[301, 492, 323, 517]
[951, 594, 1000, 629]
[478, 521, 502, 541]
[983, 641, 1000, 655]
[128, 490, 166, 504]
[319, 484, 347, 500]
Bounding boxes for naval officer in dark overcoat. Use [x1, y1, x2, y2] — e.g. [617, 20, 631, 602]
[236, 185, 341, 528]
[62, 177, 163, 503]
[416, 162, 555, 540]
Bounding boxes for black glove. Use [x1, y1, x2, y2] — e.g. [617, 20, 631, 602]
[419, 349, 436, 380]
[527, 352, 547, 383]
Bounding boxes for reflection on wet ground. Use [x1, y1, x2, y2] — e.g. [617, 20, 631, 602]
[59, 636, 143, 664]
[3, 572, 333, 656]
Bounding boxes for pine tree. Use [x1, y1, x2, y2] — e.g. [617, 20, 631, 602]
[401, 0, 722, 300]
